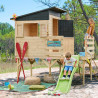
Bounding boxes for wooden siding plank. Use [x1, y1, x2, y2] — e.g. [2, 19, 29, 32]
[15, 36, 74, 59]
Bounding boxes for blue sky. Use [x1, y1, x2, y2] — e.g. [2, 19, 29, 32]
[0, 0, 89, 27]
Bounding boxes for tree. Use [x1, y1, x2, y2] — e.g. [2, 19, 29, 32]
[0, 23, 14, 35]
[90, 0, 98, 10]
[89, 0, 98, 35]
[62, 0, 96, 53]
[34, 0, 60, 7]
[0, 23, 15, 57]
[78, 0, 98, 45]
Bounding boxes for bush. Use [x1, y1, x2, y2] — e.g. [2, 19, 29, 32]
[1, 53, 7, 62]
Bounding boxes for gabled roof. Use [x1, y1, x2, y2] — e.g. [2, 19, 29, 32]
[10, 7, 66, 20]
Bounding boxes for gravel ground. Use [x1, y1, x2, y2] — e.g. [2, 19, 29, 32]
[0, 61, 98, 98]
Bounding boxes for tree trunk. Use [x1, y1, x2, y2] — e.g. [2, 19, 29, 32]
[78, 0, 98, 45]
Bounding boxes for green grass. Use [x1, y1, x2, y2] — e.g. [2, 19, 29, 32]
[0, 59, 98, 74]
[0, 61, 60, 74]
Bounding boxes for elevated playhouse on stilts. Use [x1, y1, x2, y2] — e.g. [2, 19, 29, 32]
[11, 7, 97, 93]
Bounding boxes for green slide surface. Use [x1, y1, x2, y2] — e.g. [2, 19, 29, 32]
[54, 55, 80, 93]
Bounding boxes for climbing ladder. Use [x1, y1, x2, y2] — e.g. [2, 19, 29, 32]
[79, 36, 98, 85]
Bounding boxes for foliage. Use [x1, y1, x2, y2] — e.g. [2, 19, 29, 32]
[89, 0, 98, 34]
[1, 52, 7, 62]
[0, 22, 14, 35]
[62, 0, 97, 55]
[0, 23, 15, 62]
[90, 0, 98, 9]
[34, 0, 60, 7]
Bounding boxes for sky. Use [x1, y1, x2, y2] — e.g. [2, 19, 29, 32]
[0, 0, 89, 28]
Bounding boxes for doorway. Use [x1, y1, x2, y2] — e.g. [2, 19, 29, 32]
[53, 18, 58, 36]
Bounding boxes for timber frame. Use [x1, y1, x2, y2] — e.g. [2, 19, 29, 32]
[12, 7, 75, 83]
[12, 6, 96, 85]
[79, 36, 95, 85]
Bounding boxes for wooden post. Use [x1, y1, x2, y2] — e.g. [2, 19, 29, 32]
[31, 64, 32, 76]
[83, 60, 86, 85]
[17, 58, 19, 80]
[28, 58, 35, 77]
[78, 62, 81, 76]
[89, 59, 92, 80]
[49, 61, 51, 76]
[42, 59, 51, 76]
[85, 36, 87, 57]
[59, 64, 61, 73]
[57, 59, 63, 74]
[42, 59, 57, 76]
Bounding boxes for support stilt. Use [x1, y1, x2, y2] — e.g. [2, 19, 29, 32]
[89, 59, 92, 81]
[49, 61, 51, 76]
[17, 58, 20, 80]
[28, 59, 35, 77]
[78, 62, 82, 76]
[31, 64, 32, 76]
[57, 59, 63, 73]
[83, 60, 86, 85]
[42, 59, 58, 76]
[59, 64, 61, 73]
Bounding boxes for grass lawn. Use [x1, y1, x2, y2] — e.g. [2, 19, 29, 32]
[0, 61, 60, 74]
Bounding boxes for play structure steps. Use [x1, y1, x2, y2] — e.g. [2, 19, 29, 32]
[53, 55, 80, 93]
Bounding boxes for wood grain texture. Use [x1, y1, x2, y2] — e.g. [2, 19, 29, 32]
[15, 36, 74, 59]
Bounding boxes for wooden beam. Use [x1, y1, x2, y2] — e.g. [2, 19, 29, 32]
[42, 59, 49, 66]
[87, 42, 94, 45]
[57, 60, 63, 65]
[30, 64, 32, 76]
[83, 60, 86, 85]
[78, 62, 82, 76]
[28, 58, 35, 77]
[42, 59, 51, 76]
[17, 58, 20, 80]
[57, 59, 63, 73]
[59, 64, 62, 73]
[49, 60, 51, 76]
[89, 59, 92, 80]
[50, 60, 57, 67]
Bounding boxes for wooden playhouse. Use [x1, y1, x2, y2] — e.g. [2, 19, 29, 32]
[11, 7, 74, 77]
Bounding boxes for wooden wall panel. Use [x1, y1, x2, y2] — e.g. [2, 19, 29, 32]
[15, 36, 74, 59]
[16, 24, 23, 37]
[15, 20, 49, 37]
[63, 37, 74, 55]
[40, 24, 47, 37]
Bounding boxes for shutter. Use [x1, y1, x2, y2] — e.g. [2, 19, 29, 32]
[16, 24, 23, 37]
[58, 20, 73, 37]
[40, 24, 47, 37]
